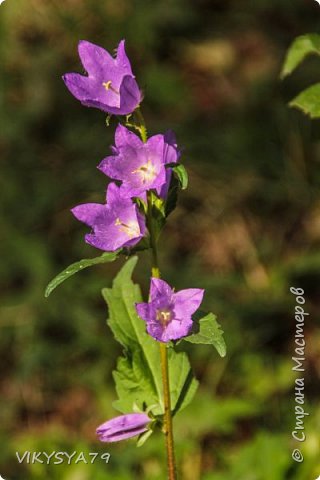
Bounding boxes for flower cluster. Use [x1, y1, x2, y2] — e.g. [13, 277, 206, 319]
[64, 40, 180, 254]
[63, 40, 205, 444]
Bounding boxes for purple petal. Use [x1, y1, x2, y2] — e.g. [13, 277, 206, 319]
[62, 73, 103, 105]
[78, 40, 114, 80]
[86, 76, 141, 116]
[117, 75, 142, 115]
[105, 182, 123, 205]
[114, 123, 143, 149]
[97, 413, 150, 443]
[135, 302, 150, 322]
[71, 203, 105, 227]
[115, 40, 133, 74]
[173, 289, 204, 318]
[157, 317, 193, 342]
[158, 130, 181, 198]
[84, 231, 123, 252]
[163, 130, 180, 164]
[146, 134, 165, 155]
[150, 278, 173, 303]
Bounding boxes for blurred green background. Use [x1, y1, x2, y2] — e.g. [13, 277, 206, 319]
[1, 0, 320, 478]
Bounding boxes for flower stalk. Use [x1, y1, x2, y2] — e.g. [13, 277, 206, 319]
[160, 333, 177, 480]
[143, 126, 176, 479]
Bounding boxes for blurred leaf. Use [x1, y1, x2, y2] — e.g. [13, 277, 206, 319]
[102, 257, 198, 416]
[183, 312, 226, 357]
[281, 33, 320, 78]
[289, 83, 320, 118]
[45, 251, 119, 297]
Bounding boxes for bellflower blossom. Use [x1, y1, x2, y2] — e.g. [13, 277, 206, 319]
[135, 278, 204, 342]
[71, 182, 145, 252]
[97, 413, 150, 443]
[98, 124, 180, 199]
[63, 40, 142, 115]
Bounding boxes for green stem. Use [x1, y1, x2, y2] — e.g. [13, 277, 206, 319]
[134, 109, 177, 479]
[147, 193, 177, 480]
[133, 108, 148, 143]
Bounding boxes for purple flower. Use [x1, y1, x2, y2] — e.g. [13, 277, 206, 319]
[135, 278, 204, 342]
[97, 413, 150, 443]
[63, 40, 142, 115]
[98, 124, 180, 199]
[71, 182, 145, 251]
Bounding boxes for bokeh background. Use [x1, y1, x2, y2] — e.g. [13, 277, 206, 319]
[1, 0, 320, 478]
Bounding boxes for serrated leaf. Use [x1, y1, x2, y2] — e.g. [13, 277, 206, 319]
[183, 312, 226, 358]
[102, 257, 198, 416]
[289, 83, 320, 119]
[45, 251, 119, 297]
[281, 34, 320, 79]
[173, 164, 188, 190]
[112, 350, 160, 414]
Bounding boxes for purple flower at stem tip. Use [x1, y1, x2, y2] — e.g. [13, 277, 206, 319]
[96, 413, 151, 442]
[71, 182, 146, 252]
[136, 278, 204, 342]
[98, 124, 180, 199]
[63, 40, 142, 115]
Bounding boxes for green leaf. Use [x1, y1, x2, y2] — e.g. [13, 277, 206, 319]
[183, 312, 227, 358]
[289, 83, 320, 119]
[112, 350, 161, 414]
[281, 34, 320, 79]
[136, 428, 153, 447]
[102, 256, 198, 415]
[45, 251, 119, 297]
[173, 164, 188, 190]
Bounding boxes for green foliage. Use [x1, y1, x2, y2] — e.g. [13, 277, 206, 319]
[281, 33, 320, 78]
[183, 312, 226, 358]
[281, 33, 320, 118]
[102, 257, 198, 418]
[45, 251, 119, 297]
[289, 82, 320, 119]
[172, 164, 188, 190]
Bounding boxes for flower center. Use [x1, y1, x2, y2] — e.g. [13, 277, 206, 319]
[102, 81, 120, 95]
[132, 159, 157, 184]
[156, 308, 173, 327]
[115, 218, 140, 239]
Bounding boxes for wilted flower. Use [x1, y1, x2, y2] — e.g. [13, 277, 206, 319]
[98, 124, 180, 199]
[63, 40, 142, 115]
[71, 182, 145, 251]
[135, 278, 204, 342]
[97, 413, 151, 442]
